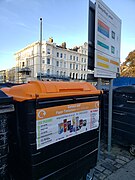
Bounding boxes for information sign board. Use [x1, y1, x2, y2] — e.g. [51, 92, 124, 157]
[94, 0, 121, 78]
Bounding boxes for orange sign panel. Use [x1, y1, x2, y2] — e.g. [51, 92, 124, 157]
[36, 101, 99, 149]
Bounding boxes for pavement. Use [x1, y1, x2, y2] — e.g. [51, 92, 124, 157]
[89, 141, 135, 180]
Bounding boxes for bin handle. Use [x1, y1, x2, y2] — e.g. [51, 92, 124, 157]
[113, 112, 126, 116]
[127, 100, 135, 104]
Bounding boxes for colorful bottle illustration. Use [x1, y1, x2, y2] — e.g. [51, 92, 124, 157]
[76, 116, 80, 131]
[63, 119, 67, 132]
[58, 123, 64, 134]
[67, 120, 71, 130]
[72, 116, 76, 132]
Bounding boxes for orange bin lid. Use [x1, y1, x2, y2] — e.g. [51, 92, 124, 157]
[1, 81, 101, 102]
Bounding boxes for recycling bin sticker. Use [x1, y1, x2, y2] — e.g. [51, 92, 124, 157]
[36, 101, 99, 149]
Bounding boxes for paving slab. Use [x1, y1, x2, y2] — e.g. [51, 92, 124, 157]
[106, 159, 135, 180]
[93, 142, 135, 180]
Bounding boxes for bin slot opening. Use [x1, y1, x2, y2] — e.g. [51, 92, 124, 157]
[37, 95, 99, 108]
[76, 96, 99, 101]
[38, 98, 73, 105]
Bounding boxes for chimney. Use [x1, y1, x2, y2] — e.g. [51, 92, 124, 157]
[61, 42, 66, 49]
[49, 37, 53, 43]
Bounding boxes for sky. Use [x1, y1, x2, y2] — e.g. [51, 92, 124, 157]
[0, 0, 135, 70]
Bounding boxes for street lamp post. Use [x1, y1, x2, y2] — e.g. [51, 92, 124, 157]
[39, 17, 43, 80]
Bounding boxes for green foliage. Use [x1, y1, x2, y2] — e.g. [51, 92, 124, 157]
[121, 50, 135, 77]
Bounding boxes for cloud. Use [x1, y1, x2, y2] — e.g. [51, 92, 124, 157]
[16, 22, 29, 28]
[0, 6, 19, 19]
[0, 6, 29, 30]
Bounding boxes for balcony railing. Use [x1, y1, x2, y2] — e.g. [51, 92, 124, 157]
[37, 73, 70, 81]
[18, 67, 31, 73]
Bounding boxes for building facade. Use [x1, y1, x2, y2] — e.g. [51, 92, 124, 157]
[15, 38, 90, 83]
[0, 70, 6, 83]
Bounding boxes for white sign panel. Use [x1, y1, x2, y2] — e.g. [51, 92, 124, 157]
[94, 0, 121, 78]
[36, 102, 99, 149]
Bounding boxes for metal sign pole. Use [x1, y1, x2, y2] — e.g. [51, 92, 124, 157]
[108, 78, 113, 153]
[97, 78, 102, 89]
[97, 78, 102, 161]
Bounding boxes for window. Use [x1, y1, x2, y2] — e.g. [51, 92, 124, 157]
[81, 74, 83, 80]
[64, 62, 66, 68]
[82, 58, 83, 63]
[26, 60, 28, 67]
[26, 72, 30, 75]
[81, 65, 83, 71]
[70, 63, 72, 69]
[84, 74, 86, 80]
[42, 51, 45, 53]
[60, 71, 62, 76]
[22, 62, 25, 67]
[76, 57, 78, 61]
[73, 56, 75, 60]
[60, 61, 62, 67]
[73, 64, 75, 69]
[57, 52, 59, 57]
[47, 58, 50, 64]
[60, 53, 63, 58]
[42, 60, 45, 64]
[47, 69, 50, 74]
[64, 72, 66, 76]
[47, 48, 50, 54]
[76, 64, 78, 70]
[70, 55, 72, 60]
[64, 54, 66, 59]
[84, 58, 86, 63]
[76, 73, 78, 79]
[56, 61, 59, 67]
[57, 71, 59, 76]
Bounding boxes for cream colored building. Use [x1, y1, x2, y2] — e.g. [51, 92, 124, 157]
[0, 70, 6, 83]
[15, 38, 91, 83]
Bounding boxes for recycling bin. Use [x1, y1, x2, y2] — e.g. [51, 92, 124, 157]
[2, 81, 101, 180]
[112, 85, 135, 146]
[0, 90, 14, 179]
[102, 85, 135, 146]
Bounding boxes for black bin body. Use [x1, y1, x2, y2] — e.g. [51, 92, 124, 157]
[103, 86, 135, 146]
[3, 81, 100, 180]
[0, 90, 14, 179]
